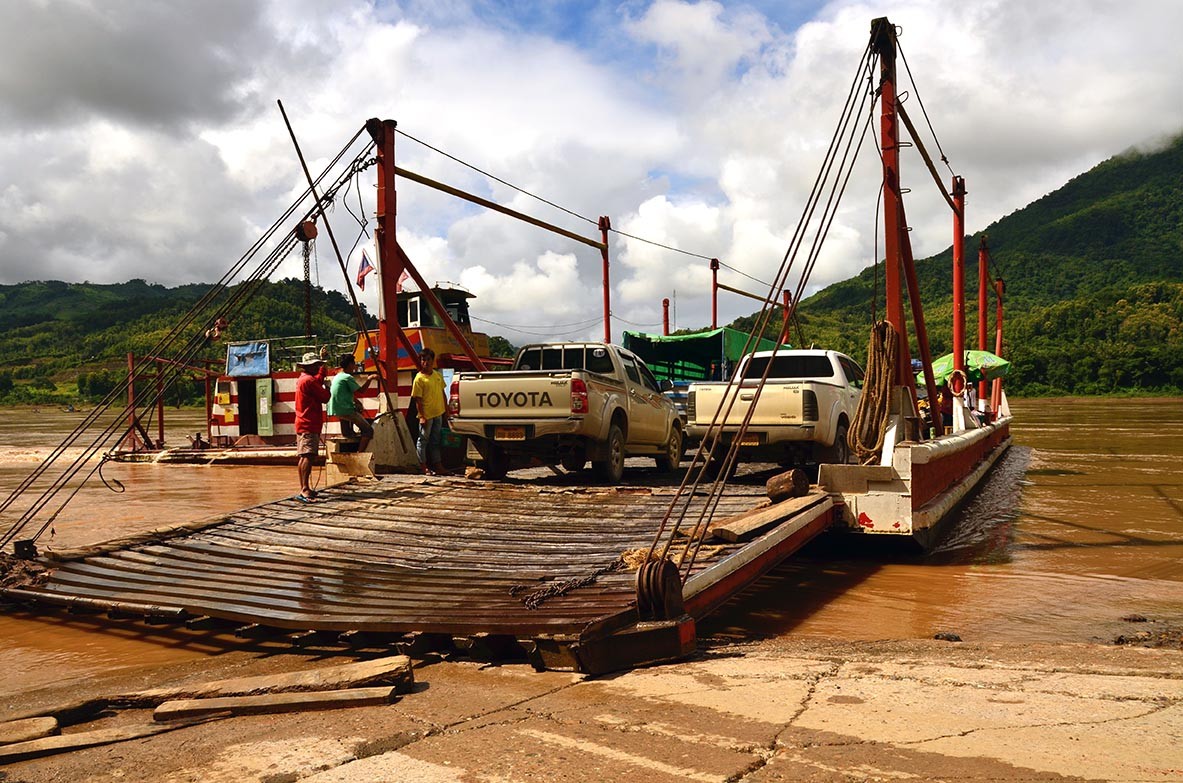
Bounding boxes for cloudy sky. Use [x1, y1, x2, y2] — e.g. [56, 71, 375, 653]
[1, 0, 1180, 343]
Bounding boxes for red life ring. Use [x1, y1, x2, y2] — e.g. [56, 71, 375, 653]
[949, 369, 967, 395]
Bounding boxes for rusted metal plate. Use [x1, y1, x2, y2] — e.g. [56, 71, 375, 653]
[5, 473, 836, 673]
[10, 476, 768, 637]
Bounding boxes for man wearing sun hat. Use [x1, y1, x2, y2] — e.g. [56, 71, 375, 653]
[295, 351, 331, 502]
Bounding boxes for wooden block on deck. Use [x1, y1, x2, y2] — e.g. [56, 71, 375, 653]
[326, 450, 375, 485]
[0, 716, 58, 745]
[121, 654, 413, 706]
[766, 469, 810, 503]
[711, 491, 827, 543]
[153, 686, 398, 721]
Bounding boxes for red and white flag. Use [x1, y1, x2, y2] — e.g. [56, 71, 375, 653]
[395, 267, 410, 293]
[356, 249, 375, 290]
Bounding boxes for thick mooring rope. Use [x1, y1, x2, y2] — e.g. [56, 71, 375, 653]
[849, 321, 898, 465]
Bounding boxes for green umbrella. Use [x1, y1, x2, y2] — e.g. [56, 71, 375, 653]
[917, 350, 1011, 387]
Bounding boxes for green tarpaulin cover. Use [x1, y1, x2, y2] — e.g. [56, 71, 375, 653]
[623, 328, 787, 382]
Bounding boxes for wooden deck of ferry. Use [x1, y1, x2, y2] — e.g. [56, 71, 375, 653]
[2, 474, 836, 673]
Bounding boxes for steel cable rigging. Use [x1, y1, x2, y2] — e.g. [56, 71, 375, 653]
[640, 38, 881, 586]
[0, 128, 379, 550]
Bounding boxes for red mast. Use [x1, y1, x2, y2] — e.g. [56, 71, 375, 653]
[952, 176, 967, 382]
[992, 277, 1005, 412]
[873, 19, 910, 389]
[371, 119, 402, 385]
[599, 216, 612, 343]
[710, 258, 719, 329]
[977, 237, 990, 402]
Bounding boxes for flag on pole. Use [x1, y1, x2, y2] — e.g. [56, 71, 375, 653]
[395, 267, 410, 293]
[356, 249, 375, 290]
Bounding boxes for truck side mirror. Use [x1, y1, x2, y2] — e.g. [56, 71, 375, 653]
[659, 379, 674, 392]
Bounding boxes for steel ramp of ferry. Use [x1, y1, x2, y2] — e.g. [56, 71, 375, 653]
[2, 475, 835, 673]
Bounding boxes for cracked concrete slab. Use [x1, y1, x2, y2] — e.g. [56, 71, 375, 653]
[399, 713, 756, 783]
[912, 702, 1183, 780]
[798, 673, 1153, 744]
[4, 640, 1181, 782]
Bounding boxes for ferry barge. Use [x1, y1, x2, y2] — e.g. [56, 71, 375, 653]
[2, 17, 1016, 673]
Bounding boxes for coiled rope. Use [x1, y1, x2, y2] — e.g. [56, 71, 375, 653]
[848, 321, 898, 465]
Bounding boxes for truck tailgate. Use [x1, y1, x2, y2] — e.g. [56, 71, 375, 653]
[458, 372, 573, 420]
[695, 383, 808, 426]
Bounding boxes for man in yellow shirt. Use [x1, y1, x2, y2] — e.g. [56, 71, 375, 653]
[411, 348, 449, 475]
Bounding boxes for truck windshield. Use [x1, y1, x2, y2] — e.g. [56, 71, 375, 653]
[516, 345, 615, 375]
[743, 354, 835, 379]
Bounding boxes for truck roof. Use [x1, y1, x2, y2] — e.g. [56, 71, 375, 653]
[746, 348, 840, 358]
[518, 342, 616, 349]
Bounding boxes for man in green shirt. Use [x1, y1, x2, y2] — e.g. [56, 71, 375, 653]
[329, 354, 374, 452]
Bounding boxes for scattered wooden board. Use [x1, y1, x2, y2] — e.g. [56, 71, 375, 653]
[154, 686, 398, 721]
[0, 718, 210, 764]
[710, 491, 827, 543]
[1, 697, 109, 728]
[0, 716, 58, 745]
[121, 654, 413, 707]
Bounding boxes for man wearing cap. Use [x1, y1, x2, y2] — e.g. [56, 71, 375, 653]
[295, 352, 331, 502]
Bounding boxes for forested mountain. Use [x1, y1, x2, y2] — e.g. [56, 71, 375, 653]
[0, 278, 372, 403]
[734, 134, 1183, 395]
[2, 134, 1181, 401]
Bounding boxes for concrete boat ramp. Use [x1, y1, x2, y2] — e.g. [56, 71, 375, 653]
[2, 473, 835, 674]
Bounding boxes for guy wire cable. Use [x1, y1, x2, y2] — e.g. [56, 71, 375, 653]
[2, 133, 376, 547]
[648, 42, 877, 568]
[0, 127, 371, 526]
[643, 40, 878, 573]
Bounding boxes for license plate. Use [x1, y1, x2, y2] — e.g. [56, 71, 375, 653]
[739, 435, 760, 447]
[494, 426, 526, 441]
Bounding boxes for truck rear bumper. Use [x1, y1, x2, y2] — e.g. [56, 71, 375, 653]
[451, 417, 593, 441]
[684, 424, 818, 444]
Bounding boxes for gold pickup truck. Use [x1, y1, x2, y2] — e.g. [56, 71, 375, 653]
[448, 342, 683, 483]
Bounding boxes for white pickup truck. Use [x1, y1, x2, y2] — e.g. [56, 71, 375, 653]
[685, 348, 864, 468]
[448, 342, 684, 483]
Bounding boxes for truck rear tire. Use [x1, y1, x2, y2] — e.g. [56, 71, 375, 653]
[592, 424, 625, 484]
[655, 425, 683, 472]
[483, 443, 509, 479]
[820, 422, 850, 465]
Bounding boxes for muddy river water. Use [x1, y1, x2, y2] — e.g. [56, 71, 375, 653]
[2, 398, 1182, 696]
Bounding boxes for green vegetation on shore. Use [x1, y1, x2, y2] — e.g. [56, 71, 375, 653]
[2, 136, 1181, 399]
[0, 277, 518, 406]
[730, 134, 1183, 396]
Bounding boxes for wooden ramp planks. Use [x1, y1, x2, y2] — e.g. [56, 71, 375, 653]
[17, 476, 768, 636]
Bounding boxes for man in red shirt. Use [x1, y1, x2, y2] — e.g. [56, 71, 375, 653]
[295, 352, 331, 502]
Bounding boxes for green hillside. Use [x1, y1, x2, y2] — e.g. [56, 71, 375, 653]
[0, 278, 372, 404]
[734, 134, 1183, 396]
[2, 134, 1181, 401]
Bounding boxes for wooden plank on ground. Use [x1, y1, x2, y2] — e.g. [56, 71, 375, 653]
[0, 698, 108, 727]
[0, 717, 58, 745]
[0, 718, 211, 764]
[121, 655, 413, 706]
[153, 686, 398, 721]
[711, 491, 827, 543]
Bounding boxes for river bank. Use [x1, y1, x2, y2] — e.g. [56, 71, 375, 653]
[4, 632, 1182, 782]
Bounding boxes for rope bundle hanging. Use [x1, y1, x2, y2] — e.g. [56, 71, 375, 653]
[848, 320, 898, 464]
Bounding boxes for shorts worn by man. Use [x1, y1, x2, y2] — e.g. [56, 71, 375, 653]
[328, 354, 375, 452]
[295, 352, 331, 501]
